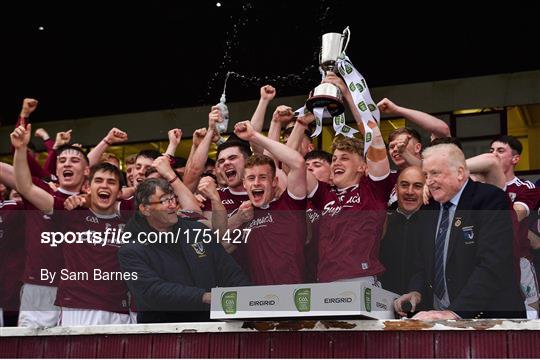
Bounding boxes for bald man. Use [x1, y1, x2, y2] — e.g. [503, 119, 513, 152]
[380, 166, 425, 295]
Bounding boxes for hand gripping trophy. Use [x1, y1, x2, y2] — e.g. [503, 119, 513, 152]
[305, 27, 351, 117]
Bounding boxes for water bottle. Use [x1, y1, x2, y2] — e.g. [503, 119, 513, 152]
[216, 93, 229, 134]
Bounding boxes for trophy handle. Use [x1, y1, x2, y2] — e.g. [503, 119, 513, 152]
[341, 26, 351, 55]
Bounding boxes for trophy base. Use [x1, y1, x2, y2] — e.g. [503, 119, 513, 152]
[305, 83, 345, 117]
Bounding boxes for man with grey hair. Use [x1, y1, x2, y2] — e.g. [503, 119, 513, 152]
[394, 143, 524, 320]
[118, 178, 250, 323]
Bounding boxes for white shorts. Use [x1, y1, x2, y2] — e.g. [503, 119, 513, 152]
[59, 308, 132, 326]
[129, 310, 138, 324]
[520, 257, 539, 319]
[18, 283, 60, 328]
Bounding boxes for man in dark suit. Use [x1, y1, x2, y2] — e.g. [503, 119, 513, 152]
[394, 143, 524, 320]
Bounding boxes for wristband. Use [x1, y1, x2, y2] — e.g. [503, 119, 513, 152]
[103, 139, 112, 146]
[168, 175, 179, 184]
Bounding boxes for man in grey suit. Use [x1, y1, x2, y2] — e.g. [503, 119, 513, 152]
[394, 143, 524, 320]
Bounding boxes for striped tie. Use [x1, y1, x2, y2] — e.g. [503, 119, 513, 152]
[434, 202, 452, 301]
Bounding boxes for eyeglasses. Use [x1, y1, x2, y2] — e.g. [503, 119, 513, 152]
[147, 195, 178, 206]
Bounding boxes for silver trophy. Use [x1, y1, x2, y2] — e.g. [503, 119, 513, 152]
[305, 27, 350, 117]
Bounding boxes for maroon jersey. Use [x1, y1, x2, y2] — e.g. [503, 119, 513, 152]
[244, 191, 306, 285]
[53, 201, 130, 313]
[22, 180, 76, 286]
[202, 187, 249, 214]
[203, 187, 249, 269]
[506, 177, 536, 259]
[386, 170, 400, 209]
[0, 200, 25, 311]
[309, 174, 394, 282]
[304, 199, 320, 283]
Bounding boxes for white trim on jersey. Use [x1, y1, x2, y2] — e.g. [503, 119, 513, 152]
[369, 171, 391, 182]
[507, 176, 536, 189]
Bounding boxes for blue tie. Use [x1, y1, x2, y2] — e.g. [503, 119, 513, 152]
[434, 202, 452, 301]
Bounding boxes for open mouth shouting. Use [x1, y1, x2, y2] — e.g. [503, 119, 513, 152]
[250, 188, 265, 203]
[333, 168, 345, 177]
[96, 190, 112, 204]
[63, 169, 74, 181]
[224, 168, 237, 183]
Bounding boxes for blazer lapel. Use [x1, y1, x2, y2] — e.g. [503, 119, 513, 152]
[447, 180, 475, 261]
[422, 202, 440, 281]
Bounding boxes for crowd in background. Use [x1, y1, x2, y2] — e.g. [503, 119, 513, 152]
[1, 73, 540, 327]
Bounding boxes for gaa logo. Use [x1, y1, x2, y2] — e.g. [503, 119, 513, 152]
[358, 101, 367, 112]
[365, 133, 372, 142]
[221, 291, 237, 314]
[294, 288, 311, 312]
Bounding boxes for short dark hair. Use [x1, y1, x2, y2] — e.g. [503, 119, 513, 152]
[136, 149, 161, 162]
[305, 150, 332, 164]
[388, 127, 422, 144]
[216, 140, 252, 160]
[135, 178, 173, 208]
[490, 135, 523, 155]
[283, 124, 313, 140]
[206, 158, 216, 167]
[88, 162, 123, 184]
[56, 144, 89, 164]
[245, 154, 276, 177]
[428, 137, 463, 150]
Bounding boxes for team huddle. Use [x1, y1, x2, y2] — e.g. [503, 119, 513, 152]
[1, 73, 539, 327]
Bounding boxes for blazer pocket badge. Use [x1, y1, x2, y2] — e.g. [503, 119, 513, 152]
[462, 225, 475, 244]
[191, 242, 207, 257]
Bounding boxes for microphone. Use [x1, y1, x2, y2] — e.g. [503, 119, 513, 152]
[402, 301, 413, 313]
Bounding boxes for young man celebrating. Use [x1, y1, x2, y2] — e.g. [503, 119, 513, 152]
[305, 72, 394, 284]
[12, 124, 131, 326]
[232, 121, 307, 285]
[12, 125, 89, 327]
[490, 135, 538, 319]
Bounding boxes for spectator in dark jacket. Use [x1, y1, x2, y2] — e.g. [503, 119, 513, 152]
[379, 166, 425, 295]
[118, 178, 250, 323]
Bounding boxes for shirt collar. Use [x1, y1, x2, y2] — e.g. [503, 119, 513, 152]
[443, 179, 469, 208]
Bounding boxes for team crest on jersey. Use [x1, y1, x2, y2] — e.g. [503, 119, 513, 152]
[85, 215, 99, 224]
[508, 192, 516, 202]
[191, 242, 207, 258]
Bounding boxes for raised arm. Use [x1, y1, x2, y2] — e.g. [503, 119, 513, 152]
[152, 156, 202, 214]
[377, 98, 450, 139]
[11, 124, 54, 213]
[183, 107, 221, 193]
[249, 85, 276, 154]
[0, 162, 16, 189]
[164, 128, 182, 157]
[322, 72, 389, 178]
[466, 153, 505, 189]
[235, 121, 306, 198]
[87, 127, 128, 166]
